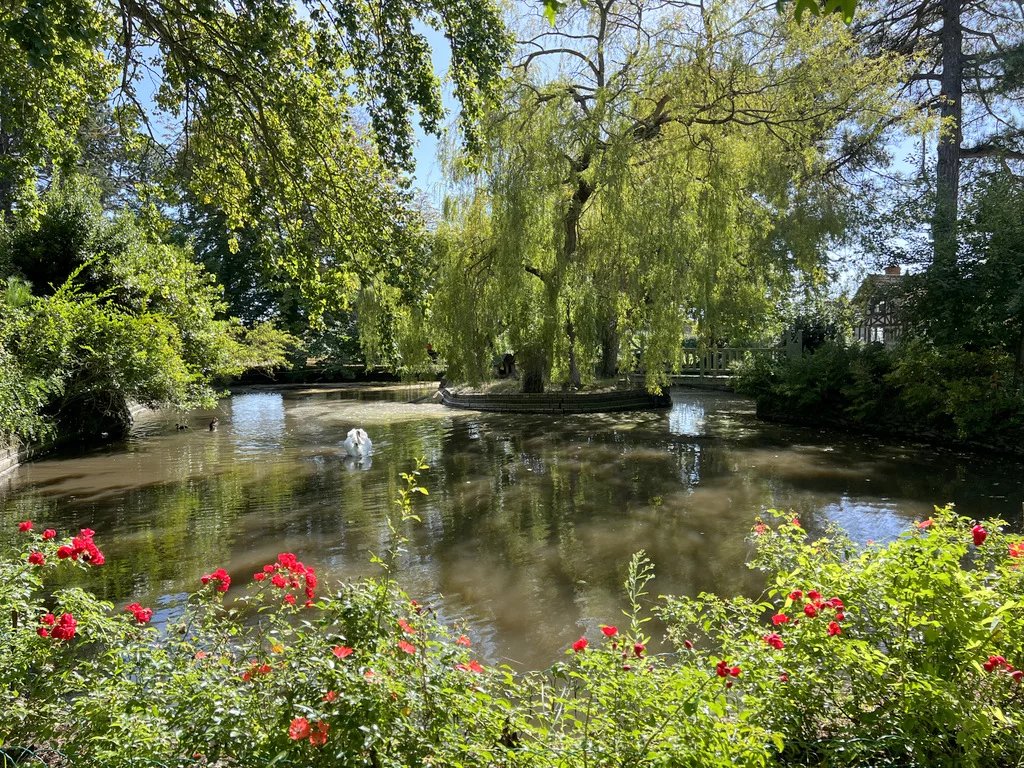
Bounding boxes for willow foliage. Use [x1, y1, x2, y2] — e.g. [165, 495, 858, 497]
[430, 0, 908, 389]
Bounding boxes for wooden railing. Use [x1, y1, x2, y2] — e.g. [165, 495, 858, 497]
[675, 347, 782, 377]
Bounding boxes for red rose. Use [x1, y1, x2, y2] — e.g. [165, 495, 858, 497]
[807, 590, 822, 601]
[788, 590, 803, 601]
[715, 660, 729, 677]
[398, 618, 416, 634]
[18, 520, 32, 532]
[572, 637, 588, 653]
[42, 529, 56, 540]
[772, 613, 790, 625]
[827, 621, 842, 636]
[398, 640, 417, 655]
[27, 551, 45, 566]
[288, 717, 311, 740]
[253, 572, 266, 581]
[762, 632, 785, 650]
[271, 574, 287, 588]
[332, 646, 354, 658]
[633, 643, 646, 658]
[309, 720, 330, 747]
[37, 627, 49, 638]
[456, 634, 471, 647]
[972, 525, 988, 547]
[804, 604, 818, 619]
[41, 613, 56, 626]
[601, 625, 618, 637]
[51, 613, 77, 641]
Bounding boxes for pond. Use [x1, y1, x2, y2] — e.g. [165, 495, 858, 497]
[3, 384, 1023, 669]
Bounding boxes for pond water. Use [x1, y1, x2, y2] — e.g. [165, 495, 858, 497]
[2, 385, 1023, 669]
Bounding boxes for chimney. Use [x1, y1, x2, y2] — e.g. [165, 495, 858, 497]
[884, 265, 902, 276]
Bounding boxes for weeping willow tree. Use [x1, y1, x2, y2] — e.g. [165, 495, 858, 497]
[429, 0, 909, 390]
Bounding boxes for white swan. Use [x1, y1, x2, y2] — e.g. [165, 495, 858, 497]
[342, 427, 373, 458]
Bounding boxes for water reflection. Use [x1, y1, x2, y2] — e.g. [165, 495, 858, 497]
[2, 386, 1023, 669]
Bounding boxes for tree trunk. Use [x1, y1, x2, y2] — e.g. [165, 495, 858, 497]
[559, 166, 592, 390]
[1015, 324, 1024, 389]
[933, 0, 963, 270]
[565, 305, 581, 390]
[598, 316, 619, 379]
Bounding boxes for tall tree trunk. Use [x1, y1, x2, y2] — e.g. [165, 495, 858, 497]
[1015, 324, 1024, 389]
[598, 315, 619, 379]
[933, 0, 963, 270]
[565, 304, 581, 389]
[559, 167, 592, 390]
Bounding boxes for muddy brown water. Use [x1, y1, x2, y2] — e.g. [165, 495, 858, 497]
[3, 385, 1022, 669]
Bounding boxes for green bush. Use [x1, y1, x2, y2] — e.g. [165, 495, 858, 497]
[4, 471, 1024, 767]
[0, 178, 296, 441]
[737, 340, 1024, 447]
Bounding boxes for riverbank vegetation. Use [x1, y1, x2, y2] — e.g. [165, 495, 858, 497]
[4, 495, 1024, 766]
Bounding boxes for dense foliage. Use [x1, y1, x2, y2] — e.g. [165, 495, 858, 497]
[737, 339, 1024, 450]
[0, 179, 293, 442]
[3, 485, 1024, 766]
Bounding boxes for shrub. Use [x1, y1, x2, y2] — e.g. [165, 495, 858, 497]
[738, 339, 1024, 448]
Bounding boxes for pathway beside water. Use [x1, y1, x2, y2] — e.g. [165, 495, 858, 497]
[2, 385, 1022, 669]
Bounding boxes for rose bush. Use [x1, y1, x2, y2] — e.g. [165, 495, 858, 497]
[2, 492, 1023, 766]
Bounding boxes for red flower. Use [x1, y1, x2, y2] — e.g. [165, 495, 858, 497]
[37, 627, 49, 638]
[201, 568, 231, 592]
[41, 613, 56, 626]
[1012, 670, 1023, 683]
[42, 529, 56, 540]
[788, 590, 803, 601]
[804, 604, 818, 619]
[323, 690, 338, 702]
[601, 625, 618, 637]
[398, 640, 417, 655]
[1009, 542, 1024, 559]
[633, 643, 646, 658]
[827, 621, 842, 636]
[730, 666, 741, 677]
[51, 613, 77, 641]
[56, 545, 73, 559]
[683, 639, 694, 650]
[18, 520, 32, 532]
[972, 525, 988, 547]
[253, 572, 266, 581]
[456, 634, 471, 647]
[835, 611, 846, 621]
[762, 632, 785, 650]
[916, 519, 933, 529]
[753, 522, 768, 535]
[772, 613, 789, 626]
[194, 651, 208, 660]
[398, 618, 416, 634]
[309, 720, 330, 747]
[807, 590, 822, 602]
[983, 655, 1008, 672]
[125, 603, 153, 624]
[791, 518, 801, 527]
[779, 673, 789, 682]
[283, 594, 296, 605]
[271, 573, 287, 588]
[68, 529, 104, 565]
[825, 597, 844, 609]
[332, 646, 354, 658]
[456, 660, 485, 673]
[716, 660, 729, 677]
[27, 551, 45, 566]
[288, 717, 311, 740]
[572, 637, 588, 653]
